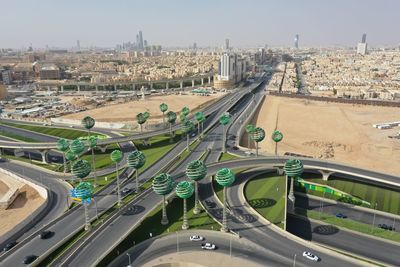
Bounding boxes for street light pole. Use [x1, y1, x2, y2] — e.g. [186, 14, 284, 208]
[126, 253, 131, 266]
[176, 231, 179, 253]
[371, 202, 377, 233]
[229, 236, 232, 257]
[293, 254, 296, 267]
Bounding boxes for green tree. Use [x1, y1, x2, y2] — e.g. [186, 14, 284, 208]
[181, 106, 190, 117]
[166, 111, 177, 138]
[110, 150, 123, 206]
[175, 181, 194, 229]
[127, 150, 146, 193]
[152, 173, 174, 225]
[186, 160, 207, 214]
[215, 168, 235, 232]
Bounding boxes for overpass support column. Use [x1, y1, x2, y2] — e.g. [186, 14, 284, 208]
[180, 81, 183, 89]
[192, 80, 195, 87]
[208, 76, 211, 84]
[276, 167, 284, 175]
[201, 78, 204, 85]
[150, 83, 153, 90]
[98, 146, 107, 153]
[114, 84, 117, 91]
[166, 82, 169, 90]
[318, 170, 334, 181]
[61, 85, 64, 92]
[77, 85, 81, 92]
[95, 85, 98, 92]
[132, 84, 136, 91]
[47, 86, 51, 91]
[40, 150, 48, 164]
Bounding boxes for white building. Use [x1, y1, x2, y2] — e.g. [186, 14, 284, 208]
[215, 53, 247, 89]
[357, 43, 367, 55]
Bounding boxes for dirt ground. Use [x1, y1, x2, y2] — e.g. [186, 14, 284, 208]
[0, 184, 44, 236]
[250, 95, 400, 176]
[61, 93, 223, 123]
[0, 180, 8, 196]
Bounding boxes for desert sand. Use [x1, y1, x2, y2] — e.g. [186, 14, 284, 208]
[61, 93, 223, 123]
[0, 184, 44, 236]
[0, 180, 9, 196]
[250, 95, 400, 176]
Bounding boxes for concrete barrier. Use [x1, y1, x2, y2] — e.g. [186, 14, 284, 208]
[51, 118, 126, 129]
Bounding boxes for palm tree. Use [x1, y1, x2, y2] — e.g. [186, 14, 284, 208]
[175, 181, 194, 230]
[143, 111, 150, 129]
[136, 112, 146, 132]
[283, 158, 303, 229]
[186, 160, 207, 214]
[166, 111, 177, 139]
[181, 106, 190, 117]
[194, 111, 205, 138]
[250, 127, 265, 157]
[215, 168, 235, 232]
[219, 114, 230, 153]
[56, 139, 69, 175]
[127, 150, 146, 193]
[152, 173, 173, 225]
[182, 120, 194, 152]
[245, 124, 255, 152]
[271, 130, 283, 155]
[159, 103, 168, 127]
[69, 139, 85, 159]
[81, 116, 98, 186]
[110, 149, 123, 206]
[70, 181, 94, 231]
[71, 159, 92, 183]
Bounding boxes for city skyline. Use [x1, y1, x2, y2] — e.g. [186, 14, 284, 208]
[1, 0, 400, 49]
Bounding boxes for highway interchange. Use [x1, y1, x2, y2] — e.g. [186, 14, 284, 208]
[0, 74, 399, 266]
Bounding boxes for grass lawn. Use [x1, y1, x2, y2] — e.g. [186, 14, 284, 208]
[244, 173, 286, 228]
[0, 121, 105, 140]
[295, 208, 400, 243]
[219, 152, 240, 162]
[98, 194, 220, 267]
[302, 174, 400, 215]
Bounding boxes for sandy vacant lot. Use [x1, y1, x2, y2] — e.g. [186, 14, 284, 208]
[0, 180, 8, 196]
[62, 93, 223, 123]
[0, 184, 44, 236]
[251, 96, 400, 176]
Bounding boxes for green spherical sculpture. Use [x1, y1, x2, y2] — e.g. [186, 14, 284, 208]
[136, 113, 146, 125]
[127, 150, 146, 169]
[81, 116, 95, 130]
[186, 160, 207, 182]
[250, 127, 265, 142]
[152, 173, 173, 196]
[245, 124, 255, 133]
[110, 150, 123, 163]
[175, 181, 194, 199]
[57, 139, 69, 152]
[215, 168, 235, 187]
[182, 106, 190, 116]
[167, 111, 177, 124]
[71, 159, 92, 179]
[71, 181, 94, 200]
[143, 111, 150, 120]
[219, 114, 230, 126]
[87, 135, 98, 148]
[179, 113, 187, 123]
[70, 139, 85, 155]
[272, 130, 283, 143]
[182, 120, 194, 134]
[195, 111, 205, 123]
[160, 103, 168, 113]
[283, 158, 304, 177]
[65, 150, 76, 161]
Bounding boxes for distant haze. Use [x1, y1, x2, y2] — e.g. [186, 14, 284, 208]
[1, 0, 399, 48]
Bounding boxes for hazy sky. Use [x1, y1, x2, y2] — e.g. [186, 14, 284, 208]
[1, 0, 399, 48]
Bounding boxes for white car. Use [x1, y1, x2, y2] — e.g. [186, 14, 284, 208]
[302, 251, 319, 261]
[201, 243, 216, 250]
[189, 235, 204, 241]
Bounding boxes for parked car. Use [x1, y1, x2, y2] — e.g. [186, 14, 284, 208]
[302, 251, 319, 261]
[22, 255, 37, 264]
[190, 235, 204, 241]
[39, 230, 52, 239]
[201, 243, 216, 250]
[3, 241, 17, 252]
[378, 224, 395, 231]
[232, 146, 239, 150]
[121, 187, 132, 195]
[335, 213, 347, 219]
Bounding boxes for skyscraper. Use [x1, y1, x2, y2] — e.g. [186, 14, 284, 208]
[76, 40, 80, 51]
[225, 39, 230, 50]
[193, 42, 197, 50]
[139, 31, 144, 50]
[361, 33, 367, 43]
[294, 34, 299, 49]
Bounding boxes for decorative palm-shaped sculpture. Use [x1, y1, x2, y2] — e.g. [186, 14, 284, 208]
[70, 139, 85, 158]
[110, 149, 123, 206]
[179, 112, 187, 123]
[143, 111, 150, 129]
[71, 159, 92, 180]
[81, 116, 98, 186]
[186, 160, 207, 214]
[57, 138, 69, 174]
[65, 150, 76, 164]
[182, 120, 195, 152]
[175, 181, 194, 230]
[136, 112, 146, 132]
[219, 114, 230, 153]
[70, 181, 94, 231]
[284, 158, 304, 207]
[181, 106, 190, 117]
[216, 168, 235, 232]
[160, 103, 168, 127]
[194, 111, 205, 138]
[250, 127, 265, 157]
[152, 173, 173, 225]
[271, 130, 283, 155]
[166, 111, 177, 138]
[127, 150, 146, 193]
[245, 124, 255, 152]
